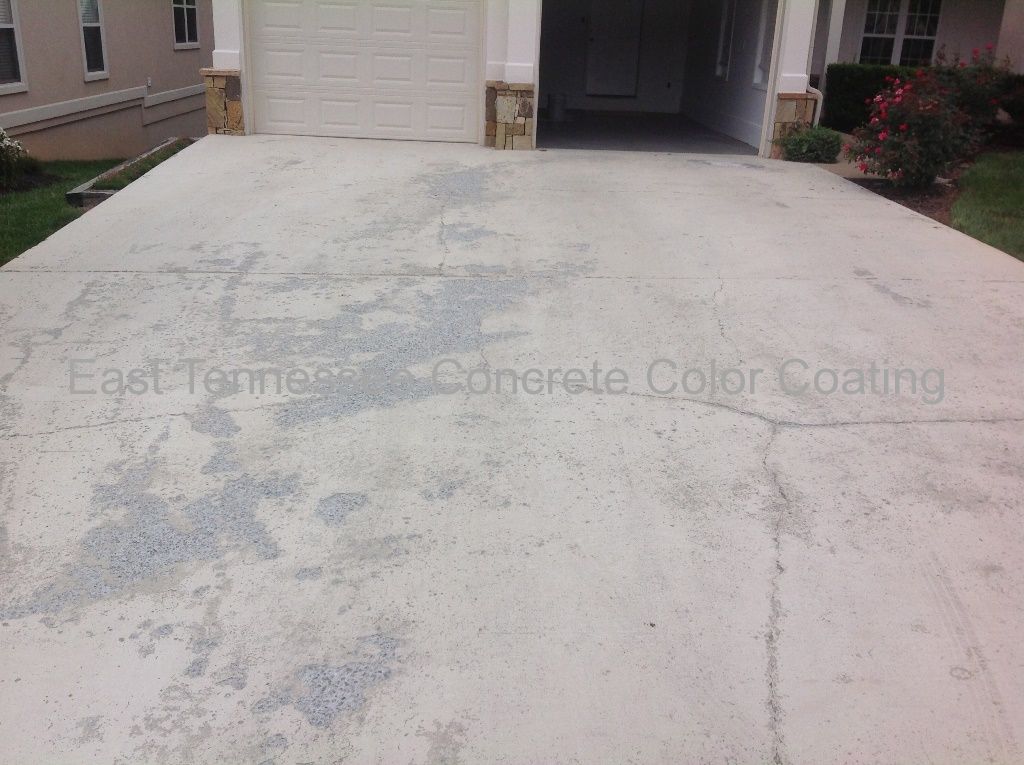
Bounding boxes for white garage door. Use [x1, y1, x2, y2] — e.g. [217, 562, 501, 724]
[250, 1, 482, 142]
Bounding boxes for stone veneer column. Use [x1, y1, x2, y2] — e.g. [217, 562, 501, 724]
[770, 93, 817, 158]
[201, 68, 244, 136]
[485, 82, 535, 150]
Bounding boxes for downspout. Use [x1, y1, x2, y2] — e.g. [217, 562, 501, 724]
[806, 85, 823, 125]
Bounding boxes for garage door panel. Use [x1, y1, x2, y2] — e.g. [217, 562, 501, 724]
[252, 0, 480, 142]
[315, 1, 360, 33]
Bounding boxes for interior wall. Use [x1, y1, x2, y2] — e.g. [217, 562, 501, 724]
[681, 0, 773, 147]
[538, 0, 691, 113]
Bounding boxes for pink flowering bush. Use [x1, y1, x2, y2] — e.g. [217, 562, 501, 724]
[935, 44, 1010, 135]
[845, 68, 970, 187]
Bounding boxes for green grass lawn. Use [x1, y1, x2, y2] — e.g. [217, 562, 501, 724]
[93, 138, 192, 191]
[951, 151, 1024, 261]
[1, 159, 122, 268]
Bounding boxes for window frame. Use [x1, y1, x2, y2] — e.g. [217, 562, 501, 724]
[79, 0, 109, 82]
[859, 0, 943, 67]
[172, 0, 200, 51]
[716, 0, 737, 80]
[0, 0, 28, 96]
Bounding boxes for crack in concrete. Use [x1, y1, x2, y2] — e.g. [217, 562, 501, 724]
[761, 425, 788, 765]
[0, 389, 1020, 441]
[710, 274, 744, 365]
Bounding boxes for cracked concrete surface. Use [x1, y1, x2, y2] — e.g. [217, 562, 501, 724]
[1, 135, 1024, 763]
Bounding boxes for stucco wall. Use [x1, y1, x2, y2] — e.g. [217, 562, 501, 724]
[538, 0, 691, 114]
[681, 0, 773, 147]
[2, 0, 213, 111]
[0, 0, 213, 159]
[838, 0, 1006, 65]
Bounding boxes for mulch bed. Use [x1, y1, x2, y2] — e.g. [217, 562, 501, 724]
[852, 174, 961, 225]
[849, 128, 1023, 224]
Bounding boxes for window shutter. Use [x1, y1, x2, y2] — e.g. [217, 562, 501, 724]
[0, 0, 13, 25]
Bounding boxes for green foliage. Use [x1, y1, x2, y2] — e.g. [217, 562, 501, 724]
[0, 127, 27, 192]
[845, 69, 971, 187]
[823, 64, 915, 132]
[93, 138, 192, 191]
[951, 151, 1024, 260]
[779, 126, 843, 163]
[0, 160, 122, 267]
[1000, 74, 1024, 123]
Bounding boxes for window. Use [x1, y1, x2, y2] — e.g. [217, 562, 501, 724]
[173, 0, 199, 49]
[0, 0, 26, 94]
[754, 0, 779, 86]
[716, 0, 737, 79]
[79, 0, 107, 80]
[859, 0, 942, 67]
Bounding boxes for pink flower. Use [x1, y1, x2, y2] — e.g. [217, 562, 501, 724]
[899, 123, 909, 132]
[878, 130, 889, 140]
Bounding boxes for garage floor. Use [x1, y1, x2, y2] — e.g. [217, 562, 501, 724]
[537, 110, 758, 153]
[1, 136, 1023, 763]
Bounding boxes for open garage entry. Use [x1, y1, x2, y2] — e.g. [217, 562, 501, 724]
[537, 0, 780, 154]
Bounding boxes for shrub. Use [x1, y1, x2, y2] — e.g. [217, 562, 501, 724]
[845, 69, 971, 187]
[779, 125, 843, 163]
[1001, 74, 1024, 124]
[0, 127, 27, 192]
[823, 63, 915, 132]
[933, 44, 1013, 138]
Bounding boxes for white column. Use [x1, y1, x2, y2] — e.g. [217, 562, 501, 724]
[212, 0, 244, 71]
[776, 0, 819, 93]
[823, 0, 848, 67]
[504, 0, 541, 84]
[485, 0, 509, 81]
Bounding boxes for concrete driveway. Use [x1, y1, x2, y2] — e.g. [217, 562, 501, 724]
[1, 136, 1023, 764]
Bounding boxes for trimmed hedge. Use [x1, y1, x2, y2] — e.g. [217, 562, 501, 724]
[823, 63, 915, 132]
[779, 126, 843, 163]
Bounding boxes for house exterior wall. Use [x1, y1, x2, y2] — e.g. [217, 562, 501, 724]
[210, 0, 817, 157]
[0, 0, 213, 159]
[837, 0, 1007, 66]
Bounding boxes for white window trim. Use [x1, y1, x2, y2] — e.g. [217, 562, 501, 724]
[0, 0, 28, 95]
[716, 0, 737, 80]
[79, 0, 109, 82]
[859, 0, 943, 67]
[172, 0, 199, 51]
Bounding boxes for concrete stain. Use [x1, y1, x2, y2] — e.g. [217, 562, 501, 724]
[202, 442, 242, 474]
[316, 492, 368, 526]
[422, 478, 465, 501]
[271, 276, 530, 428]
[0, 463, 299, 620]
[250, 634, 398, 729]
[293, 634, 398, 728]
[187, 406, 241, 438]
